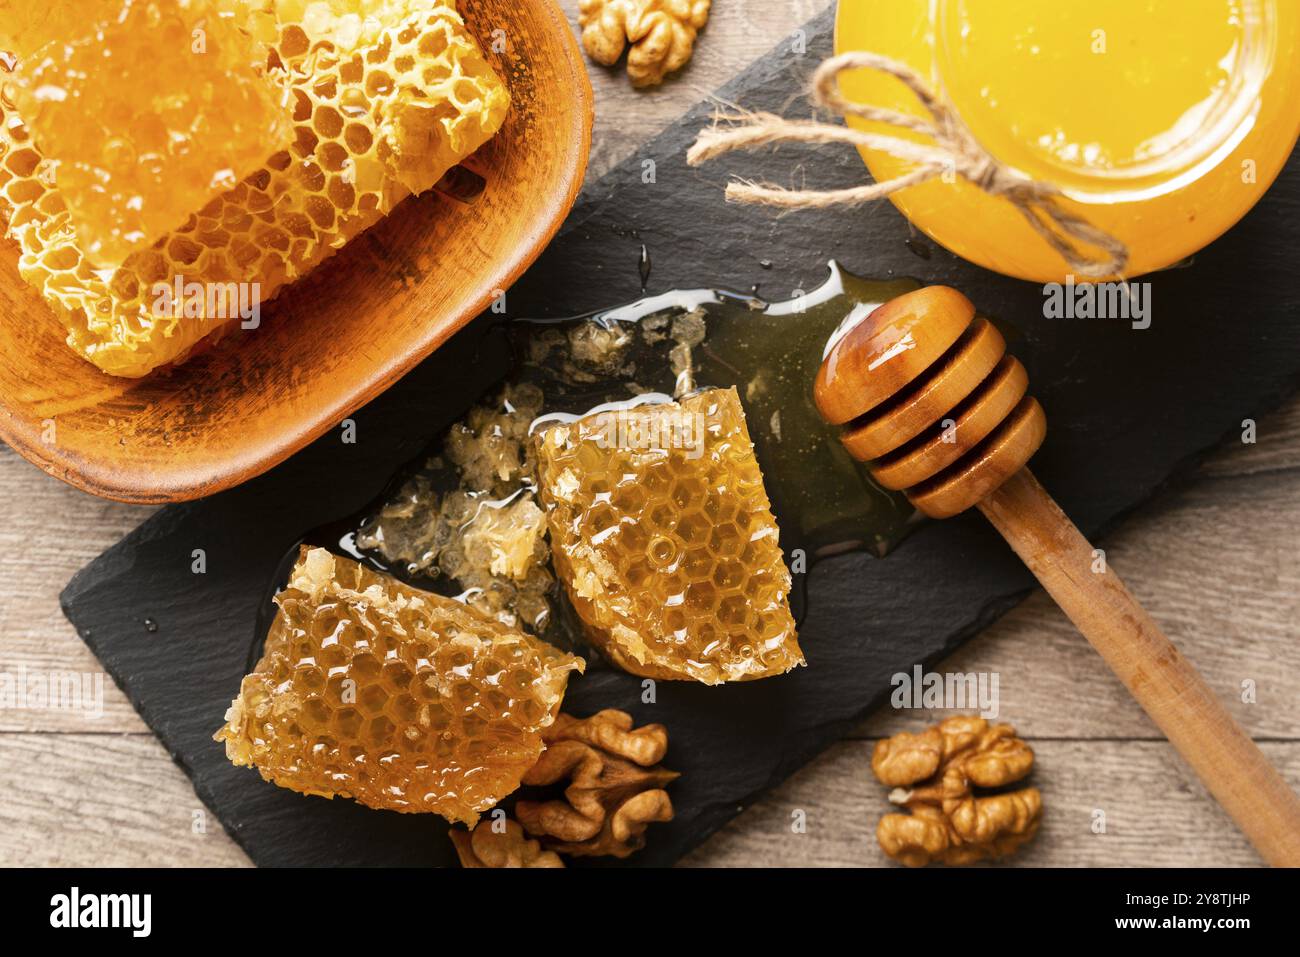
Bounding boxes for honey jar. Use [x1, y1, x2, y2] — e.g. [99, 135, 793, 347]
[835, 0, 1300, 281]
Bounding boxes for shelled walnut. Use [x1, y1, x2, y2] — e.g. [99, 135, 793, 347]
[451, 819, 565, 868]
[516, 709, 679, 857]
[578, 0, 712, 87]
[872, 716, 1041, 867]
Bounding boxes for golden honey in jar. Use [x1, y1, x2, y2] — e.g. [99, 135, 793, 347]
[835, 0, 1300, 281]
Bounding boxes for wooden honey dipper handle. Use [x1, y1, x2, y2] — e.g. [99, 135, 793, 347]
[816, 286, 1300, 866]
[983, 469, 1300, 866]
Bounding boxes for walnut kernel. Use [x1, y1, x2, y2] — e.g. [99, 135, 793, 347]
[516, 709, 679, 857]
[451, 818, 565, 868]
[873, 715, 1041, 867]
[578, 0, 712, 87]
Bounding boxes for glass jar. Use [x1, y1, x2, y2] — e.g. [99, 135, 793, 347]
[835, 0, 1300, 282]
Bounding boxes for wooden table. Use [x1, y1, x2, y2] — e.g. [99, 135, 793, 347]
[2, 1, 1297, 868]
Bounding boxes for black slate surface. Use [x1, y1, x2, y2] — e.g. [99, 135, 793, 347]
[62, 8, 1300, 867]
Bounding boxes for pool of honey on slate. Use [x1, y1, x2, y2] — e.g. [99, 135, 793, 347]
[256, 262, 923, 665]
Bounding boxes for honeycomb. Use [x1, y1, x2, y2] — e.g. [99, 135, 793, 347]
[215, 546, 584, 825]
[0, 0, 510, 377]
[0, 1, 275, 58]
[0, 2, 116, 58]
[7, 0, 293, 267]
[535, 387, 805, 685]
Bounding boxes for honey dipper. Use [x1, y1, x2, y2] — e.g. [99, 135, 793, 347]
[815, 286, 1300, 866]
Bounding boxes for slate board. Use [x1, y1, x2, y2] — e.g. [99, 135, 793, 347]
[62, 7, 1300, 867]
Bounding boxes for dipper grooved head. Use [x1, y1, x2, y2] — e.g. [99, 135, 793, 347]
[814, 286, 1045, 518]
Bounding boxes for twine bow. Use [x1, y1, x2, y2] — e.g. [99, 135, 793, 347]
[686, 51, 1129, 280]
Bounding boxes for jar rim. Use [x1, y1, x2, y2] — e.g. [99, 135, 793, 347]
[932, 0, 1276, 204]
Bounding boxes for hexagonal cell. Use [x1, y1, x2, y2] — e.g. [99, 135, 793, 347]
[294, 664, 327, 694]
[310, 734, 339, 757]
[677, 511, 712, 544]
[585, 502, 619, 535]
[2, 147, 40, 178]
[333, 707, 363, 738]
[300, 696, 332, 733]
[670, 476, 707, 509]
[704, 494, 739, 524]
[419, 701, 453, 734]
[643, 463, 674, 495]
[313, 105, 345, 139]
[647, 502, 680, 532]
[366, 70, 395, 96]
[358, 683, 390, 717]
[350, 653, 382, 683]
[708, 523, 745, 558]
[713, 563, 745, 591]
[682, 547, 714, 579]
[620, 521, 650, 554]
[685, 581, 718, 613]
[611, 483, 649, 515]
[382, 659, 413, 690]
[718, 595, 750, 628]
[367, 715, 397, 747]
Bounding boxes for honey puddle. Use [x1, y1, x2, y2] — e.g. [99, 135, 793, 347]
[258, 262, 921, 659]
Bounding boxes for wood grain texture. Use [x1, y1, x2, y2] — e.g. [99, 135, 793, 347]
[3, 732, 1292, 868]
[851, 463, 1300, 741]
[682, 740, 1300, 868]
[0, 733, 248, 868]
[0, 0, 593, 503]
[2, 0, 1299, 868]
[980, 469, 1300, 866]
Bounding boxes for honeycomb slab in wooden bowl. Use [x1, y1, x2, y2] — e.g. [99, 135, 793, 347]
[0, 0, 592, 502]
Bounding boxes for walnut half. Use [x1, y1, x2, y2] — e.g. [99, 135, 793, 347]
[578, 0, 712, 88]
[450, 818, 565, 868]
[516, 709, 679, 857]
[872, 715, 1042, 867]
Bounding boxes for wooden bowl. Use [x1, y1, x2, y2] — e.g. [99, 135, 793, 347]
[0, 0, 592, 503]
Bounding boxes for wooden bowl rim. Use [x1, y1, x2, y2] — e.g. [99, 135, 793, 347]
[0, 0, 593, 504]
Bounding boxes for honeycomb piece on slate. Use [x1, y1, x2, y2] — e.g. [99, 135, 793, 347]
[0, 0, 510, 377]
[215, 547, 584, 825]
[535, 387, 805, 685]
[7, 0, 293, 267]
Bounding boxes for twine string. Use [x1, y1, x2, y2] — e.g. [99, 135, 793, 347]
[685, 51, 1129, 280]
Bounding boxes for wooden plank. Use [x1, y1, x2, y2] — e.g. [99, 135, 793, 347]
[1200, 392, 1300, 478]
[3, 732, 1290, 867]
[685, 739, 1300, 867]
[0, 447, 156, 733]
[0, 732, 248, 867]
[849, 466, 1300, 739]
